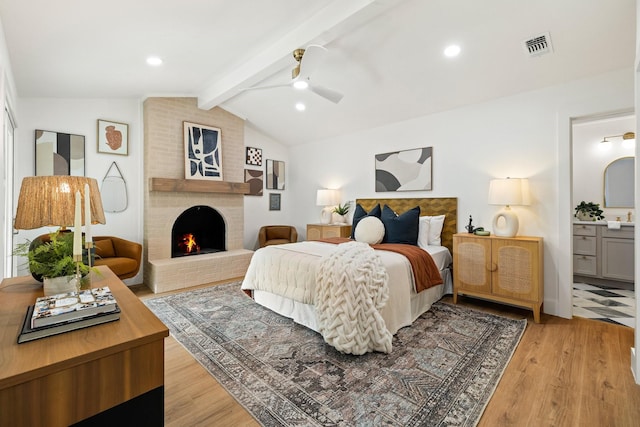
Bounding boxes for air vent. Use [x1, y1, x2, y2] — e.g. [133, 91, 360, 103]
[523, 32, 553, 57]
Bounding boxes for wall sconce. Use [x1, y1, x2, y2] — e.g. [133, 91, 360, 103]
[600, 131, 635, 148]
[316, 189, 340, 224]
[488, 177, 530, 237]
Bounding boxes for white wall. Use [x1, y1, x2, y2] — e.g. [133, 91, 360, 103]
[573, 114, 635, 221]
[243, 123, 291, 249]
[13, 98, 143, 283]
[288, 67, 634, 318]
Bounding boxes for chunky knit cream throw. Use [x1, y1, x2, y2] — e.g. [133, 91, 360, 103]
[315, 241, 392, 354]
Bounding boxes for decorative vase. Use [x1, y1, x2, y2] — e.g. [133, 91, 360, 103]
[43, 275, 79, 296]
[576, 212, 592, 221]
[331, 213, 347, 224]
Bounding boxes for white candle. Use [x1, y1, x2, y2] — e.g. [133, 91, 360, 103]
[73, 190, 82, 258]
[84, 183, 92, 244]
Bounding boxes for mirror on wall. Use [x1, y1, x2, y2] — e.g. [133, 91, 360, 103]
[603, 156, 634, 207]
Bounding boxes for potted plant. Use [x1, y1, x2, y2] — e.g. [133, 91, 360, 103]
[14, 231, 93, 295]
[332, 202, 351, 224]
[574, 201, 605, 221]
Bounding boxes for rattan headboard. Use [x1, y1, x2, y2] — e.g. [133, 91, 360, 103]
[356, 197, 458, 253]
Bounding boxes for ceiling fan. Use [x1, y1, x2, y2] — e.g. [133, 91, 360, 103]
[242, 45, 344, 104]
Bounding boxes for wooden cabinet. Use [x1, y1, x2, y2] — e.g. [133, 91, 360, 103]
[453, 233, 544, 323]
[573, 223, 634, 286]
[306, 223, 352, 240]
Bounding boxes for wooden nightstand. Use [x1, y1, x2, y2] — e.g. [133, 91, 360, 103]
[307, 223, 352, 240]
[453, 233, 544, 323]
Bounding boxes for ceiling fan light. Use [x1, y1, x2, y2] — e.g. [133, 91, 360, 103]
[293, 80, 309, 90]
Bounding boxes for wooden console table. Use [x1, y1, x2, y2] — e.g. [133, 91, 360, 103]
[0, 266, 169, 426]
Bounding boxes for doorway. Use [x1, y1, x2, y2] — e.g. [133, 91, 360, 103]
[571, 112, 635, 327]
[2, 107, 15, 279]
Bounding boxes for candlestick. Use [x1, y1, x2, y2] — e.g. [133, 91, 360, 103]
[84, 183, 92, 244]
[73, 190, 82, 261]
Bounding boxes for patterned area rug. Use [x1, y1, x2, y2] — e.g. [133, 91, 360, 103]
[144, 282, 526, 426]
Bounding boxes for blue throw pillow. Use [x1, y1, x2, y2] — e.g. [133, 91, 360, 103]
[351, 203, 382, 239]
[381, 205, 420, 245]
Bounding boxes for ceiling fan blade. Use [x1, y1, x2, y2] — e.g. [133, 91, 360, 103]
[309, 83, 344, 104]
[298, 44, 327, 80]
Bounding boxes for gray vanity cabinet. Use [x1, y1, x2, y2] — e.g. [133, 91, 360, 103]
[573, 223, 634, 287]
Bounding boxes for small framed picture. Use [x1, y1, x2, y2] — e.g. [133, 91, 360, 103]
[269, 193, 281, 211]
[97, 119, 129, 155]
[246, 146, 262, 166]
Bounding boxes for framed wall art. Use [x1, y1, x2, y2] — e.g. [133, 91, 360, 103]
[183, 121, 223, 180]
[35, 129, 85, 176]
[245, 169, 264, 196]
[97, 119, 128, 155]
[269, 193, 281, 211]
[246, 146, 262, 166]
[266, 159, 285, 190]
[375, 146, 432, 192]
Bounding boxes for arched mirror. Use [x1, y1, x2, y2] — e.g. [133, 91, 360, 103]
[603, 156, 634, 207]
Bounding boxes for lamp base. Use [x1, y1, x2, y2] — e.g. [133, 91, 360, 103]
[320, 207, 333, 224]
[492, 207, 519, 238]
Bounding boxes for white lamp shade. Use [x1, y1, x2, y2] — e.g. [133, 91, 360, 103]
[316, 189, 340, 206]
[488, 178, 530, 206]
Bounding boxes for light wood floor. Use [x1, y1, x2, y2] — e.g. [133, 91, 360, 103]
[132, 283, 640, 427]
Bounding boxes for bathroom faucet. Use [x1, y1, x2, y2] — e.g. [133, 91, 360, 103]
[628, 211, 632, 223]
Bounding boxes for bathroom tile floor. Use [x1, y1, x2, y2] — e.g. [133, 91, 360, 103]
[573, 282, 635, 328]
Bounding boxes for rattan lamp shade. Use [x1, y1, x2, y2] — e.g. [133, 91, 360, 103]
[14, 176, 106, 230]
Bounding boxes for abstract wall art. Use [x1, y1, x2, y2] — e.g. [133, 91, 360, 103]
[97, 119, 128, 155]
[269, 193, 281, 211]
[183, 121, 223, 180]
[375, 146, 432, 192]
[245, 169, 264, 196]
[266, 159, 285, 190]
[35, 129, 85, 176]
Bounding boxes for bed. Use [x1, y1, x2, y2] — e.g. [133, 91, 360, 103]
[242, 197, 457, 353]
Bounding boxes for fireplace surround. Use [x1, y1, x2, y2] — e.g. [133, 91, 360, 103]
[143, 98, 253, 293]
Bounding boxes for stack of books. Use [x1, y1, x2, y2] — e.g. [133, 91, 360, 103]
[18, 286, 120, 343]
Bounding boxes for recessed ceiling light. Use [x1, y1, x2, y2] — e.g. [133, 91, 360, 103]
[444, 45, 461, 58]
[146, 56, 163, 66]
[293, 80, 309, 90]
[295, 102, 306, 111]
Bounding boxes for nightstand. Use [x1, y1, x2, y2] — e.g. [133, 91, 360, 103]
[306, 223, 352, 240]
[453, 233, 544, 323]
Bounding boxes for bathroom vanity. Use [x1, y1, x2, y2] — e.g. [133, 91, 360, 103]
[573, 221, 634, 289]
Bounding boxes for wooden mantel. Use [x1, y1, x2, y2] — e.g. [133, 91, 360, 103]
[150, 177, 250, 194]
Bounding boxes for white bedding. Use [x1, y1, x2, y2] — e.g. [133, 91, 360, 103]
[242, 241, 452, 335]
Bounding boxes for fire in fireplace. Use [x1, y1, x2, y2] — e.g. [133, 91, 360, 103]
[171, 205, 225, 257]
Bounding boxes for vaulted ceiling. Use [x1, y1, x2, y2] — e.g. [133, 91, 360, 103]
[0, 0, 635, 145]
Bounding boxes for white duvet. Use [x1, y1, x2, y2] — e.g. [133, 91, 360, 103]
[242, 241, 450, 337]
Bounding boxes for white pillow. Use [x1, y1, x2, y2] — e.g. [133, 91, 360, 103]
[418, 215, 446, 247]
[354, 216, 385, 245]
[417, 217, 431, 248]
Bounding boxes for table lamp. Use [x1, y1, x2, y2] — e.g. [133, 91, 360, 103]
[316, 189, 339, 224]
[488, 177, 530, 237]
[14, 176, 106, 279]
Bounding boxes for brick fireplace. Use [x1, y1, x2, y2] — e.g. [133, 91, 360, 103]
[143, 97, 253, 293]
